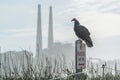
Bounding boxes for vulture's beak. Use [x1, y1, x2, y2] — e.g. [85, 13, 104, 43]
[71, 18, 76, 22]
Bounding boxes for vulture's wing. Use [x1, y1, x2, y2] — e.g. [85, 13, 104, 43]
[75, 24, 90, 38]
[80, 25, 90, 35]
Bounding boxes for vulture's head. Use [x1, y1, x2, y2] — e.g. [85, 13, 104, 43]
[71, 18, 77, 22]
[71, 18, 80, 25]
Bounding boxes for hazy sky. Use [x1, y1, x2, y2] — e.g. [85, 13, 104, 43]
[0, 0, 120, 60]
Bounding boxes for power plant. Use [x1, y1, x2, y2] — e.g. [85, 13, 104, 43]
[36, 4, 54, 60]
[0, 4, 75, 79]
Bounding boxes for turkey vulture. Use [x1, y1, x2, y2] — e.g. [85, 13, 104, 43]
[71, 18, 93, 47]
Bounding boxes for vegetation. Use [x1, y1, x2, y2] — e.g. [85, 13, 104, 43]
[0, 51, 120, 80]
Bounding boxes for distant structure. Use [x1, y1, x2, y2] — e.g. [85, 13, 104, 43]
[35, 5, 74, 60]
[48, 6, 54, 50]
[36, 4, 42, 59]
[36, 5, 54, 58]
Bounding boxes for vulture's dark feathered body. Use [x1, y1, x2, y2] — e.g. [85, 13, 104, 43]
[72, 18, 93, 47]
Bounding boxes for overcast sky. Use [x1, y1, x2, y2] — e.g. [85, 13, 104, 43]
[0, 0, 120, 60]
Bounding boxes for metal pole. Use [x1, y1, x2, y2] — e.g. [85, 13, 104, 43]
[102, 64, 105, 80]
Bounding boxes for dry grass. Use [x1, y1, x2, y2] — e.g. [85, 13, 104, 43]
[1, 51, 120, 80]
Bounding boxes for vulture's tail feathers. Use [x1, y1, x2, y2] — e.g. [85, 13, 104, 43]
[85, 37, 93, 47]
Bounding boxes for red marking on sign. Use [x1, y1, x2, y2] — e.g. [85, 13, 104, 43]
[79, 64, 84, 66]
[79, 58, 85, 61]
[77, 52, 85, 56]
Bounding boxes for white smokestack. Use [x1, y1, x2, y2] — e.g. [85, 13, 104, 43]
[48, 6, 54, 50]
[36, 4, 42, 58]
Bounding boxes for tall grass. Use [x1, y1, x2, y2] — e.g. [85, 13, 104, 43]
[0, 51, 74, 80]
[1, 51, 120, 80]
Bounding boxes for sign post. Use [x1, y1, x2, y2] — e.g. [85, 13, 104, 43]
[75, 40, 86, 80]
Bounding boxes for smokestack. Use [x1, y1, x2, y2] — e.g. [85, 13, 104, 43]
[36, 4, 42, 58]
[48, 6, 54, 50]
